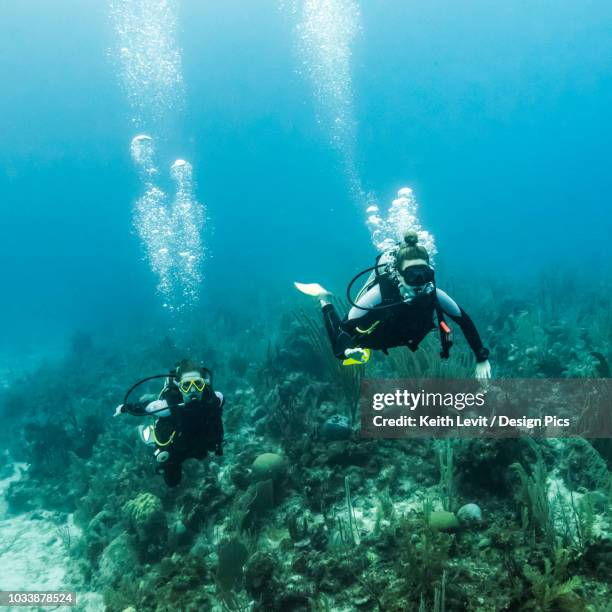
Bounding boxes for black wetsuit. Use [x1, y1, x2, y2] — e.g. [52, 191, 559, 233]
[129, 383, 224, 487]
[323, 272, 489, 363]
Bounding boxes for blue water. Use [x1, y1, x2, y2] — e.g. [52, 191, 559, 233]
[1, 0, 611, 353]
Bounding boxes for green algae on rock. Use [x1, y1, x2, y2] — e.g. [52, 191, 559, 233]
[428, 510, 460, 531]
[252, 453, 287, 484]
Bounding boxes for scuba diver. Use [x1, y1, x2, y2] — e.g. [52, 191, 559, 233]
[114, 359, 224, 487]
[295, 230, 491, 380]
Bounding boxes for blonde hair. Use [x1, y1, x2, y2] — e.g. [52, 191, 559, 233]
[395, 230, 430, 268]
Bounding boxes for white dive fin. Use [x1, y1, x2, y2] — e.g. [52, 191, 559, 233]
[294, 282, 331, 297]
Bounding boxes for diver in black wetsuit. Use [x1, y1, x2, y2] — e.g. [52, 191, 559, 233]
[114, 359, 224, 487]
[296, 231, 491, 379]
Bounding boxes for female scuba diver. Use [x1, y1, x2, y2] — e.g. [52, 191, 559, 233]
[295, 230, 491, 380]
[114, 359, 224, 487]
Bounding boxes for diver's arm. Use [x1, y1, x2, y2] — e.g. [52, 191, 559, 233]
[144, 399, 171, 417]
[114, 378, 180, 417]
[114, 399, 171, 417]
[114, 401, 148, 416]
[436, 289, 490, 363]
[454, 309, 490, 363]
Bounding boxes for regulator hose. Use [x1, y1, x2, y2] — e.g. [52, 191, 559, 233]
[123, 373, 172, 405]
[122, 368, 214, 416]
[122, 373, 182, 416]
[346, 264, 406, 312]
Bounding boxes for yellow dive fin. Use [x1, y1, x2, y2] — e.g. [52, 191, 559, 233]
[294, 281, 331, 297]
[342, 348, 371, 366]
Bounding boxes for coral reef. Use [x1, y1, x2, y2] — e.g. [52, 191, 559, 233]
[0, 279, 609, 610]
[123, 492, 167, 560]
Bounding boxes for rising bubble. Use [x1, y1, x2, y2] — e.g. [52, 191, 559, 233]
[110, 0, 184, 128]
[294, 0, 365, 204]
[113, 2, 206, 315]
[369, 188, 437, 259]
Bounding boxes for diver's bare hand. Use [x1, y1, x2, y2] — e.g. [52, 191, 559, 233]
[475, 360, 492, 383]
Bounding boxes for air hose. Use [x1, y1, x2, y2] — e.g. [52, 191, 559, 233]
[122, 367, 214, 416]
[346, 264, 406, 312]
[122, 373, 181, 416]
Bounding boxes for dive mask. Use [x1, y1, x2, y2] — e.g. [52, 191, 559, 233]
[179, 378, 206, 394]
[398, 264, 435, 301]
[400, 264, 434, 286]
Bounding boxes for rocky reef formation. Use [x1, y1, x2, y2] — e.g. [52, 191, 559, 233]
[0, 280, 610, 611]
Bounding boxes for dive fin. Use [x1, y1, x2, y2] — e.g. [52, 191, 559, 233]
[294, 281, 331, 297]
[342, 348, 371, 366]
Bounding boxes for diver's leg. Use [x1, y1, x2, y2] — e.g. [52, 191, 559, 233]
[322, 303, 355, 359]
[162, 460, 183, 487]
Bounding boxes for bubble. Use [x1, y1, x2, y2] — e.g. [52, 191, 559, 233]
[112, 2, 206, 314]
[296, 0, 364, 205]
[170, 158, 192, 183]
[110, 0, 185, 128]
[130, 134, 156, 173]
[133, 185, 176, 303]
[377, 238, 396, 252]
[167, 158, 205, 311]
[366, 186, 437, 260]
